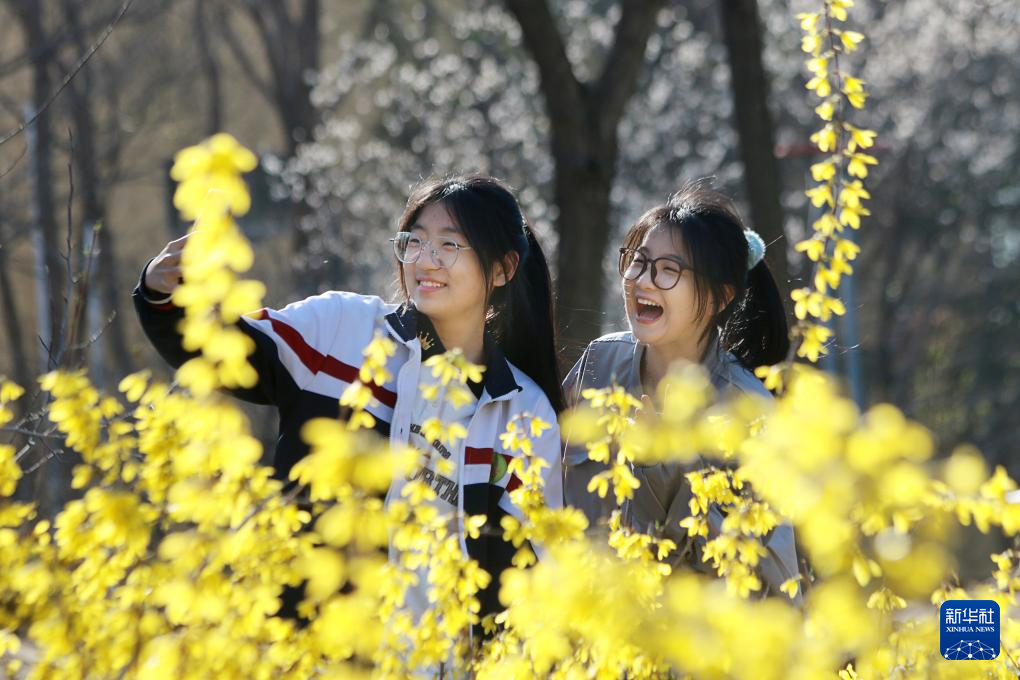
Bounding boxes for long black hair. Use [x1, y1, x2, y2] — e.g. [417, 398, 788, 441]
[396, 174, 564, 412]
[620, 180, 790, 369]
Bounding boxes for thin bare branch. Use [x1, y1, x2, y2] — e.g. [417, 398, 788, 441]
[593, 0, 666, 137]
[65, 222, 102, 367]
[214, 3, 274, 99]
[0, 0, 136, 147]
[1, 426, 63, 440]
[0, 140, 28, 179]
[502, 0, 584, 124]
[49, 131, 76, 371]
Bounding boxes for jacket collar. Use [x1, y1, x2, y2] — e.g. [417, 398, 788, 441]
[385, 303, 521, 401]
[384, 302, 419, 344]
[630, 329, 734, 392]
[700, 331, 725, 379]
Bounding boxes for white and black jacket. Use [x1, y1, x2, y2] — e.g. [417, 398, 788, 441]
[134, 275, 563, 618]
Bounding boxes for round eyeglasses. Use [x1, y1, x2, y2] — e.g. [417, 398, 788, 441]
[618, 247, 692, 291]
[390, 232, 472, 268]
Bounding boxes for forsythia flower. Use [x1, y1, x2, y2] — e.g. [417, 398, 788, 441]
[788, 0, 878, 369]
[171, 133, 257, 220]
[0, 446, 20, 497]
[170, 134, 265, 396]
[6, 349, 1020, 679]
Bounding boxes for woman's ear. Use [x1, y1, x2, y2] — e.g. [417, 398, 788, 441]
[721, 285, 736, 309]
[710, 285, 737, 319]
[492, 251, 521, 288]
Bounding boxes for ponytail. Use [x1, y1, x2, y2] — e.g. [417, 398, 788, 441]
[489, 226, 564, 413]
[721, 259, 790, 369]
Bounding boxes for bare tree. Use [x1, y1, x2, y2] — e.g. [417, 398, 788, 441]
[56, 0, 134, 378]
[194, 0, 225, 135]
[6, 0, 65, 366]
[501, 0, 666, 356]
[210, 0, 329, 294]
[0, 227, 31, 393]
[215, 0, 322, 155]
[719, 0, 788, 298]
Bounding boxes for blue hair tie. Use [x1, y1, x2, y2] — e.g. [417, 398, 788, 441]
[744, 230, 766, 270]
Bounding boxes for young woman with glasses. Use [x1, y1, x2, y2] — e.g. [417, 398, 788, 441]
[562, 180, 801, 599]
[135, 173, 564, 634]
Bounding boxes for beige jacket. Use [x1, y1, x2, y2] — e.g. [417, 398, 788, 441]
[562, 331, 803, 603]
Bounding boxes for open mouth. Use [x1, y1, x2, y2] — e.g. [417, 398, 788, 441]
[417, 280, 447, 292]
[635, 297, 663, 323]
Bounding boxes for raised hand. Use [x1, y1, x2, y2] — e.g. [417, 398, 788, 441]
[143, 233, 191, 295]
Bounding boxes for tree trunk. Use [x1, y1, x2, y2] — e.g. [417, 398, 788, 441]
[551, 139, 617, 356]
[502, 0, 665, 363]
[195, 0, 224, 135]
[221, 0, 326, 294]
[0, 244, 32, 393]
[61, 0, 134, 380]
[719, 0, 789, 299]
[13, 0, 65, 367]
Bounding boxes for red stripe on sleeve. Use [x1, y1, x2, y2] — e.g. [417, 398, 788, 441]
[465, 447, 494, 466]
[505, 473, 522, 493]
[251, 309, 398, 408]
[321, 356, 397, 408]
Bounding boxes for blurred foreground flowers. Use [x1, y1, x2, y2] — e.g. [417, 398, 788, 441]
[4, 355, 1020, 678]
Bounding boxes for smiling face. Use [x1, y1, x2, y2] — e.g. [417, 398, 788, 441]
[401, 201, 490, 328]
[623, 223, 715, 355]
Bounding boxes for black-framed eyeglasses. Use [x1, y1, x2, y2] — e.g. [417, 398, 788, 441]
[618, 247, 692, 291]
[390, 232, 472, 268]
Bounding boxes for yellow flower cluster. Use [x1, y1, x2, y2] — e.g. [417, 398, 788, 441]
[170, 133, 266, 396]
[4, 343, 1020, 677]
[302, 339, 494, 675]
[499, 414, 587, 568]
[0, 380, 25, 497]
[339, 331, 398, 431]
[419, 348, 484, 447]
[561, 384, 643, 506]
[286, 335, 420, 674]
[379, 489, 491, 675]
[0, 369, 326, 678]
[370, 349, 495, 675]
[567, 365, 783, 599]
[784, 0, 878, 367]
[494, 362, 1020, 677]
[479, 540, 672, 678]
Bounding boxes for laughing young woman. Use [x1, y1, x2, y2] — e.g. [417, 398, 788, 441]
[562, 180, 801, 598]
[135, 173, 564, 629]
